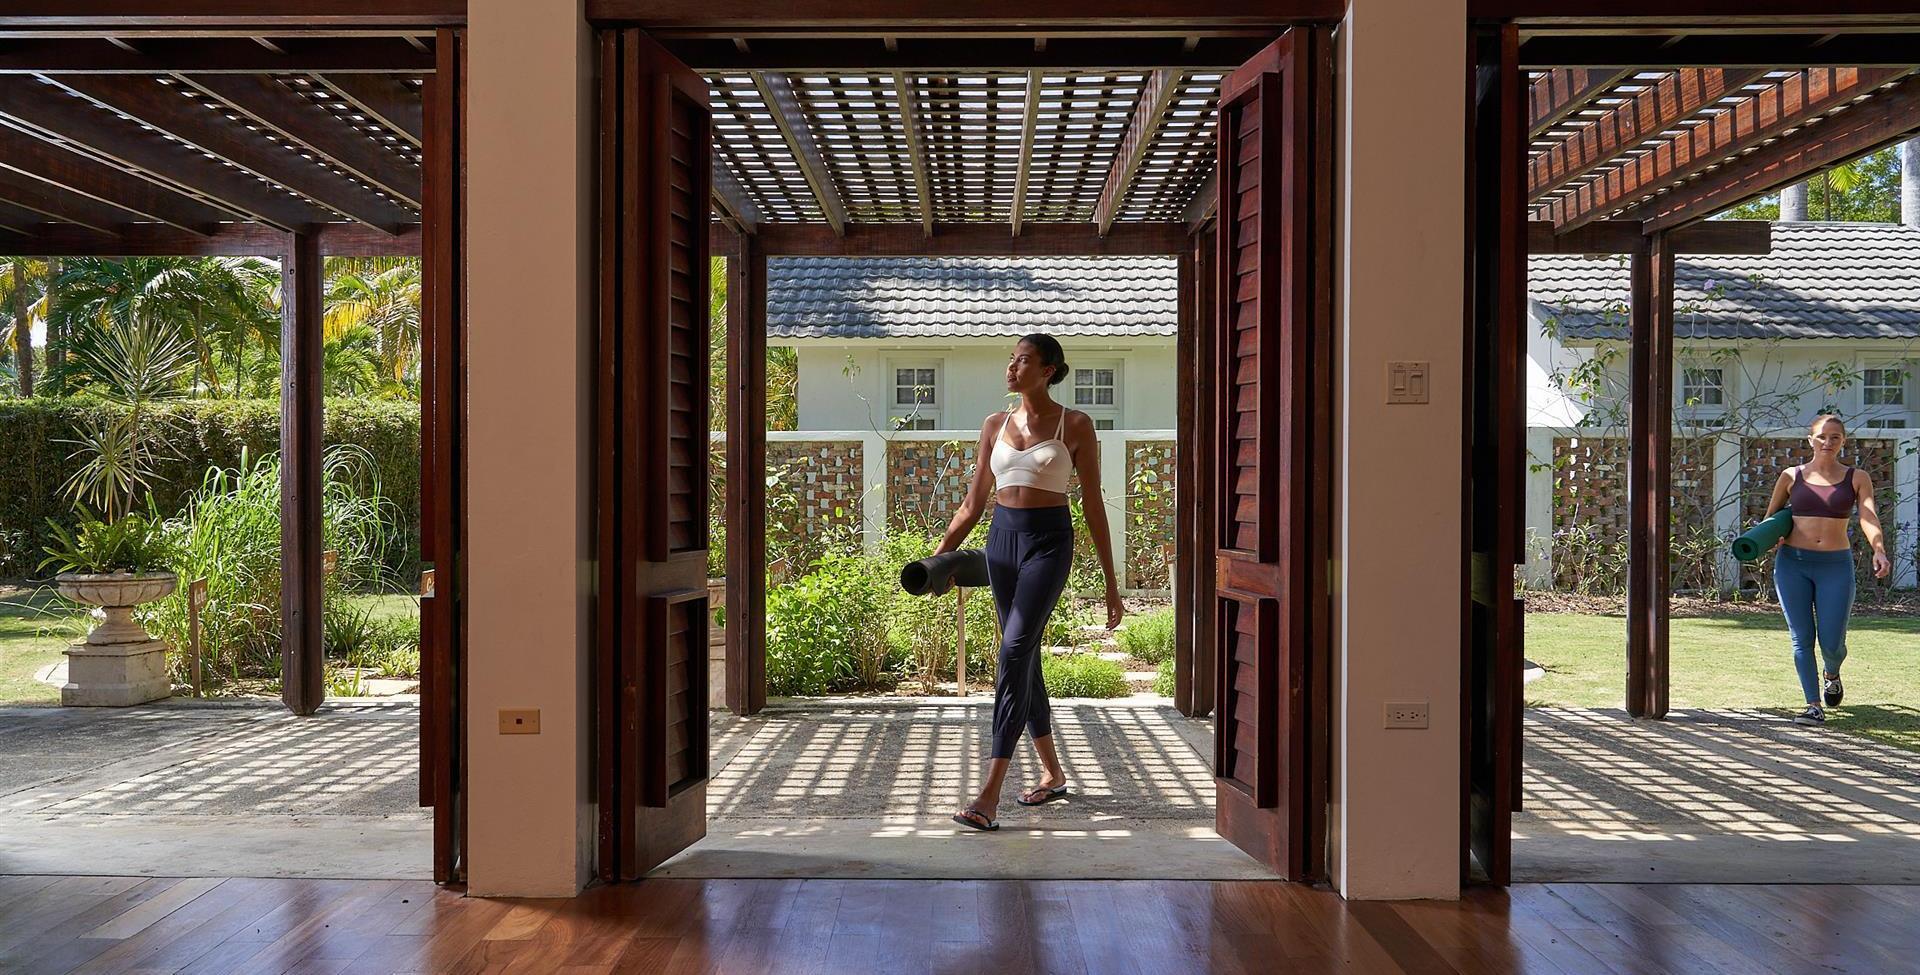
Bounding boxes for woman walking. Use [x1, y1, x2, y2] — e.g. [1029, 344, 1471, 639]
[937, 333, 1125, 832]
[1763, 415, 1891, 726]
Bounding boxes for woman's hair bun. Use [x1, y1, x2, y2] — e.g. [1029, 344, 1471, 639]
[1020, 332, 1069, 385]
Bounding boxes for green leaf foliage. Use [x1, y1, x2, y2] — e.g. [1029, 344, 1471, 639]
[1040, 652, 1130, 699]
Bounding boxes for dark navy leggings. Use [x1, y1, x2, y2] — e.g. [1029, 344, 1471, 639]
[985, 504, 1074, 760]
[1774, 545, 1854, 704]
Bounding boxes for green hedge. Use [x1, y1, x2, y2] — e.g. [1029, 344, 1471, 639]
[0, 398, 420, 579]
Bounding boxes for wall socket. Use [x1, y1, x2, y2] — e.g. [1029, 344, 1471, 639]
[498, 708, 541, 735]
[1383, 701, 1429, 729]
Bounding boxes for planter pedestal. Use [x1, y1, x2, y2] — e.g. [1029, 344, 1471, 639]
[63, 636, 171, 707]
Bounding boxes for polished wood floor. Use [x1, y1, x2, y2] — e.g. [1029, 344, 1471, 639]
[1, 874, 1914, 974]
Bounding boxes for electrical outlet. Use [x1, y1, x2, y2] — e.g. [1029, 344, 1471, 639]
[498, 708, 541, 735]
[1384, 701, 1429, 729]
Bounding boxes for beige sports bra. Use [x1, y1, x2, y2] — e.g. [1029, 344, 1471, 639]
[990, 408, 1072, 494]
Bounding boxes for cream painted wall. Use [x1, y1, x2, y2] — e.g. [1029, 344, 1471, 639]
[786, 339, 1178, 432]
[464, 0, 596, 897]
[1337, 0, 1465, 899]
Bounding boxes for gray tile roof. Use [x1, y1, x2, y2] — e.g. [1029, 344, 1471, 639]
[766, 256, 1178, 339]
[1531, 222, 1920, 342]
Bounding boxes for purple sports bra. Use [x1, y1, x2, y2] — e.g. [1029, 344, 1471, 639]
[1790, 465, 1857, 519]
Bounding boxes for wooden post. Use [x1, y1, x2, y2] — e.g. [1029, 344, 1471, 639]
[280, 230, 324, 716]
[1625, 230, 1674, 719]
[187, 577, 208, 698]
[726, 233, 768, 715]
[955, 586, 968, 697]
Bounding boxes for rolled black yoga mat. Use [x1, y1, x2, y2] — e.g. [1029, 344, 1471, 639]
[900, 549, 990, 595]
[1731, 507, 1794, 563]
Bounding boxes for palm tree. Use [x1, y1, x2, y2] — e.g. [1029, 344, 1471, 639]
[0, 256, 50, 397]
[55, 256, 279, 398]
[324, 258, 421, 385]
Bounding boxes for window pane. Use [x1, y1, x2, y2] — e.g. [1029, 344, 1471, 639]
[1076, 368, 1093, 385]
[1096, 389, 1113, 405]
[896, 368, 915, 387]
[1095, 418, 1115, 430]
[896, 388, 915, 405]
[1076, 389, 1093, 404]
[1096, 369, 1114, 386]
[917, 368, 936, 386]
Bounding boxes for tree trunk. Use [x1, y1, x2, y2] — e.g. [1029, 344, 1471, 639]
[11, 261, 31, 397]
[44, 259, 60, 382]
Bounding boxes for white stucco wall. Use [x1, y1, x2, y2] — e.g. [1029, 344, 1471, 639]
[785, 337, 1178, 432]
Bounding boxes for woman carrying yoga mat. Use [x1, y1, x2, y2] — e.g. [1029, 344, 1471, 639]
[935, 333, 1125, 833]
[1762, 415, 1891, 727]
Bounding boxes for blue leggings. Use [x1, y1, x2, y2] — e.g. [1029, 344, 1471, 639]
[984, 504, 1074, 759]
[1774, 545, 1854, 704]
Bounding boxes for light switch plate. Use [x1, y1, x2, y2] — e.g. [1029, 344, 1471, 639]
[1387, 361, 1430, 404]
[499, 708, 541, 735]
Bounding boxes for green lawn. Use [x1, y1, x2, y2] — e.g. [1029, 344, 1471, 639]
[1527, 610, 1920, 753]
[0, 588, 89, 706]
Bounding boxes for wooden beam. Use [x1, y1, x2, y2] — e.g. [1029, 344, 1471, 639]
[1528, 67, 1632, 138]
[892, 71, 934, 237]
[751, 72, 846, 236]
[0, 76, 332, 231]
[0, 37, 436, 74]
[1526, 219, 1770, 254]
[0, 220, 420, 256]
[1183, 166, 1217, 233]
[0, 126, 229, 233]
[589, 0, 1344, 27]
[280, 230, 325, 717]
[54, 74, 417, 232]
[1528, 68, 1769, 203]
[0, 3, 462, 27]
[1096, 68, 1182, 235]
[709, 159, 760, 234]
[1628, 73, 1920, 231]
[0, 198, 61, 233]
[1519, 33, 1920, 70]
[1624, 230, 1674, 721]
[661, 35, 1269, 72]
[1542, 68, 1913, 230]
[182, 73, 422, 207]
[1010, 69, 1042, 237]
[736, 220, 1191, 255]
[318, 73, 424, 147]
[0, 165, 143, 232]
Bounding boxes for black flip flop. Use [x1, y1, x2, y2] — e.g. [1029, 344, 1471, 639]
[952, 808, 999, 831]
[1017, 785, 1070, 807]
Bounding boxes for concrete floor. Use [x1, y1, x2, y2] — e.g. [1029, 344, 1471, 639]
[653, 697, 1279, 881]
[0, 699, 428, 879]
[1515, 707, 1920, 883]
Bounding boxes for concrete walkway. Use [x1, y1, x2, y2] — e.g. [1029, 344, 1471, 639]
[654, 697, 1279, 881]
[0, 699, 428, 879]
[1516, 707, 1920, 883]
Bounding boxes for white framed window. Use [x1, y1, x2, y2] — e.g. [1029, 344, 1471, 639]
[1072, 360, 1121, 430]
[1860, 360, 1913, 429]
[1677, 361, 1729, 428]
[888, 360, 941, 430]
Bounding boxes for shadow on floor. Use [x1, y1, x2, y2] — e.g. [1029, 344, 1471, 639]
[1516, 706, 1920, 883]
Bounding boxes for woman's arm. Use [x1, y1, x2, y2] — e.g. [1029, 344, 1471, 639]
[1764, 469, 1793, 518]
[1856, 469, 1892, 579]
[1066, 411, 1126, 629]
[932, 414, 1002, 558]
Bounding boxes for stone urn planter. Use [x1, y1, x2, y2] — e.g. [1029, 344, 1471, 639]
[55, 572, 178, 707]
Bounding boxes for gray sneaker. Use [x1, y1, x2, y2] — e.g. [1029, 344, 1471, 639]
[1823, 675, 1844, 707]
[1794, 704, 1826, 726]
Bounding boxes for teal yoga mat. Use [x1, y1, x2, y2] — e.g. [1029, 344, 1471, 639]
[1732, 507, 1794, 562]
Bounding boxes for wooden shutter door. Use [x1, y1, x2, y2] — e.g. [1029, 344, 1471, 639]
[1211, 29, 1331, 881]
[596, 28, 714, 881]
[419, 26, 466, 886]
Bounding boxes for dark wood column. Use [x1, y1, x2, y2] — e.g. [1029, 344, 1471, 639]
[725, 234, 767, 715]
[280, 230, 324, 716]
[1626, 230, 1674, 719]
[1178, 227, 1219, 718]
[1174, 247, 1196, 715]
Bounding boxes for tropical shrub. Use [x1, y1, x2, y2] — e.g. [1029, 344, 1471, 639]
[144, 446, 399, 681]
[1152, 659, 1176, 697]
[1117, 606, 1176, 664]
[1040, 652, 1129, 699]
[38, 503, 178, 575]
[765, 551, 896, 695]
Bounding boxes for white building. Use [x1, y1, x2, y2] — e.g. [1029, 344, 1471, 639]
[766, 256, 1178, 433]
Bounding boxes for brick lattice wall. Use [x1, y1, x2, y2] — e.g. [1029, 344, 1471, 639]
[1126, 441, 1177, 589]
[1549, 434, 1716, 590]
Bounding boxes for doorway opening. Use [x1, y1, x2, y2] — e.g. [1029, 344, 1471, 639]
[589, 17, 1336, 883]
[1466, 13, 1920, 886]
[0, 22, 466, 884]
